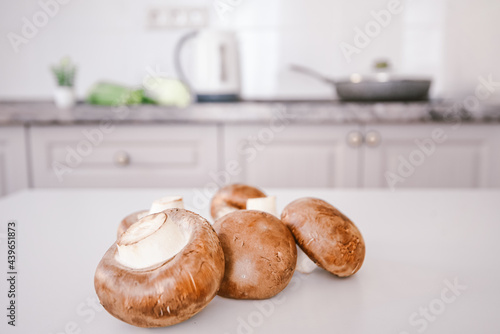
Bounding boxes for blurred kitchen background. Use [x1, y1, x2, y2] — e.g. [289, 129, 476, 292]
[0, 0, 499, 197]
[1, 0, 500, 100]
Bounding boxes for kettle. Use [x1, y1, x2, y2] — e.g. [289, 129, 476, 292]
[175, 30, 241, 102]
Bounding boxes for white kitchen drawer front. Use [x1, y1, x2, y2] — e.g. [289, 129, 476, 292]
[0, 126, 29, 196]
[224, 125, 360, 188]
[30, 125, 219, 187]
[363, 124, 500, 188]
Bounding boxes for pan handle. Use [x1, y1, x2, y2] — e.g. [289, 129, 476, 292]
[289, 64, 336, 85]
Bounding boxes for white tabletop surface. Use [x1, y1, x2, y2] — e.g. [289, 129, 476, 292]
[1, 188, 499, 334]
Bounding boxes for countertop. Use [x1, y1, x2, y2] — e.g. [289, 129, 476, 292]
[1, 100, 500, 125]
[1, 188, 499, 334]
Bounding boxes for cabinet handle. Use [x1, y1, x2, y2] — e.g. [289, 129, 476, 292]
[114, 151, 130, 167]
[347, 131, 363, 148]
[365, 131, 381, 147]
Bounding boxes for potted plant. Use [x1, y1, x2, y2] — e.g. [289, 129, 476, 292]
[51, 57, 77, 109]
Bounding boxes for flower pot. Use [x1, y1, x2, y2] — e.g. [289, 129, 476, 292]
[54, 87, 76, 109]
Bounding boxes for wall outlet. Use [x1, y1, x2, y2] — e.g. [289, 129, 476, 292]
[147, 7, 209, 29]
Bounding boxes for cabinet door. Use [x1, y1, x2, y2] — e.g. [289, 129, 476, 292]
[30, 125, 219, 188]
[363, 124, 500, 188]
[0, 126, 29, 196]
[224, 125, 360, 188]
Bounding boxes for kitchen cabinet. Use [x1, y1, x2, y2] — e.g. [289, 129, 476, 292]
[362, 124, 500, 188]
[0, 126, 29, 196]
[17, 122, 500, 191]
[223, 125, 360, 187]
[29, 125, 219, 188]
[223, 124, 500, 189]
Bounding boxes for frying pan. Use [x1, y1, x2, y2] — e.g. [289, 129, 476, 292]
[290, 64, 432, 102]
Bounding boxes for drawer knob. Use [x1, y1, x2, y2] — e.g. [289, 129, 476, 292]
[114, 151, 130, 167]
[347, 131, 363, 148]
[365, 131, 381, 147]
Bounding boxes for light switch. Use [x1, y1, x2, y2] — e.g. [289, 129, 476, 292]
[146, 7, 209, 29]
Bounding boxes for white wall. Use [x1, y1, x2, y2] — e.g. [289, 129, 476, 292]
[0, 0, 499, 101]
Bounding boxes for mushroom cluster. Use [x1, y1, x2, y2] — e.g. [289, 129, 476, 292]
[94, 183, 365, 328]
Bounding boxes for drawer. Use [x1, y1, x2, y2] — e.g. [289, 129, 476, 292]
[0, 126, 29, 196]
[30, 125, 219, 188]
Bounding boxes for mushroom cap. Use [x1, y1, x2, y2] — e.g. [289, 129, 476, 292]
[281, 197, 365, 277]
[210, 184, 266, 220]
[117, 210, 148, 239]
[213, 210, 297, 299]
[95, 209, 225, 328]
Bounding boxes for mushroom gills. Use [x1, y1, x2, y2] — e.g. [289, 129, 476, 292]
[116, 212, 189, 269]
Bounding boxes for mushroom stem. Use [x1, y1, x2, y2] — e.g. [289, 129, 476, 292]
[246, 196, 278, 217]
[296, 248, 317, 274]
[149, 196, 184, 215]
[116, 212, 188, 269]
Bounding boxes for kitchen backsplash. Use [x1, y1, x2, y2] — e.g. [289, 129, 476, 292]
[1, 0, 499, 101]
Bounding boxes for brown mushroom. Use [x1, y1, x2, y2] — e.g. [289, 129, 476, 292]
[213, 210, 297, 299]
[117, 196, 184, 238]
[210, 184, 266, 220]
[281, 197, 365, 277]
[95, 209, 225, 328]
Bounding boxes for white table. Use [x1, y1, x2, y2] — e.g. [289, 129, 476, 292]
[1, 188, 499, 334]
